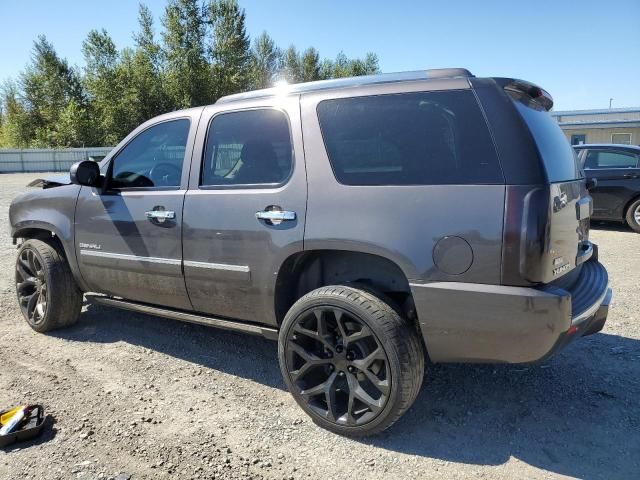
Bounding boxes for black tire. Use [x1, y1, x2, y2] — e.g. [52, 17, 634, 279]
[625, 198, 640, 233]
[278, 285, 424, 436]
[15, 239, 83, 333]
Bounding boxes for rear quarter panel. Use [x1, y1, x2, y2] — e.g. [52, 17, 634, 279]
[300, 81, 506, 285]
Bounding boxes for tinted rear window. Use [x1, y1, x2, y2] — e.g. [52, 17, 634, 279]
[513, 100, 581, 182]
[316, 91, 503, 186]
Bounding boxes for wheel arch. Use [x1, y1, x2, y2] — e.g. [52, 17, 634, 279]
[274, 249, 418, 327]
[13, 223, 88, 292]
[623, 193, 640, 222]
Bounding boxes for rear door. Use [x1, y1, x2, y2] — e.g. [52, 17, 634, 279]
[75, 113, 200, 310]
[582, 148, 640, 220]
[182, 96, 306, 326]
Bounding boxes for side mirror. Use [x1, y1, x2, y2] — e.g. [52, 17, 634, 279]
[70, 160, 102, 187]
[586, 177, 597, 191]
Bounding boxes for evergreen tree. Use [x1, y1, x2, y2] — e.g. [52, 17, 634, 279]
[20, 35, 86, 146]
[132, 3, 167, 121]
[207, 0, 252, 99]
[161, 0, 210, 108]
[0, 81, 31, 147]
[300, 47, 321, 82]
[281, 45, 302, 83]
[250, 31, 280, 89]
[82, 29, 125, 145]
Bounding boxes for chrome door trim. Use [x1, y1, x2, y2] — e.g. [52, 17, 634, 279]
[79, 250, 182, 265]
[183, 260, 250, 273]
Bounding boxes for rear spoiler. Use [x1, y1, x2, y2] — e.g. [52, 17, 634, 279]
[493, 78, 554, 111]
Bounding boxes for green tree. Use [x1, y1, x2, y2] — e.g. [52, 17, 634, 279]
[82, 29, 125, 145]
[20, 35, 86, 146]
[207, 0, 252, 99]
[0, 81, 31, 147]
[281, 45, 302, 83]
[250, 31, 280, 89]
[131, 3, 168, 121]
[300, 47, 321, 82]
[161, 0, 210, 108]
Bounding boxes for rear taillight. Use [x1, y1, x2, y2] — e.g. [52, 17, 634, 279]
[502, 185, 550, 286]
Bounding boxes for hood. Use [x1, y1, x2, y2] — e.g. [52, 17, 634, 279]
[27, 173, 71, 188]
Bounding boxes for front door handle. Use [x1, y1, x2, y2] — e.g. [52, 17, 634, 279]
[256, 208, 296, 225]
[623, 173, 638, 179]
[145, 209, 176, 223]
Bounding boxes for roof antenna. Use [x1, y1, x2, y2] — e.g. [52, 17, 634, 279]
[609, 98, 613, 109]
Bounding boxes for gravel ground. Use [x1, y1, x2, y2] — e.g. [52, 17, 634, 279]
[0, 172, 638, 480]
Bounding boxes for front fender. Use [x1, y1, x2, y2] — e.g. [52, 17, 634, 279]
[10, 184, 88, 291]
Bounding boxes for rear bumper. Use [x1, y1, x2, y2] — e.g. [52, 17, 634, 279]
[410, 258, 611, 364]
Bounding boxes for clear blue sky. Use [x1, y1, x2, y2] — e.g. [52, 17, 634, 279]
[1, 0, 638, 110]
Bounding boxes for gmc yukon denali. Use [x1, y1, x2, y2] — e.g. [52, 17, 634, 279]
[9, 69, 612, 436]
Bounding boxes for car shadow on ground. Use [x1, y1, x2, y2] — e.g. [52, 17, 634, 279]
[590, 221, 633, 233]
[54, 303, 640, 479]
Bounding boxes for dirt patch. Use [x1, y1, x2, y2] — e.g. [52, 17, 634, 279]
[1, 173, 639, 479]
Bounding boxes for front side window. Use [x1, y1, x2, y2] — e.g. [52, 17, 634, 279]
[110, 119, 190, 189]
[583, 150, 638, 169]
[201, 109, 293, 187]
[316, 90, 503, 186]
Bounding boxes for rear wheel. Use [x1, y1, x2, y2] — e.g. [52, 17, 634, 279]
[625, 198, 640, 233]
[15, 239, 83, 332]
[278, 285, 424, 436]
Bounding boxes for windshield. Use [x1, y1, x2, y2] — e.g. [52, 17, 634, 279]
[513, 100, 582, 182]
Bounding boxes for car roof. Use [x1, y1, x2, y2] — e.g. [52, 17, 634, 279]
[573, 144, 640, 152]
[215, 68, 475, 104]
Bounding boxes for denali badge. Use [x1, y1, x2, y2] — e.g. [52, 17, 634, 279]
[79, 242, 102, 250]
[553, 256, 565, 267]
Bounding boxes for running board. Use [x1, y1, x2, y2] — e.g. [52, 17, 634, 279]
[85, 294, 278, 341]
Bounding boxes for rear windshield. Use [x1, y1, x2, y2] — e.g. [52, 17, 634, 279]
[316, 90, 503, 186]
[512, 99, 582, 182]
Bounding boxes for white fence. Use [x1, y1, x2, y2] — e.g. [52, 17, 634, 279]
[0, 147, 113, 173]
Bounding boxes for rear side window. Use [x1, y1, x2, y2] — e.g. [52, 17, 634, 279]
[583, 150, 638, 169]
[316, 91, 503, 186]
[512, 100, 581, 182]
[201, 109, 293, 187]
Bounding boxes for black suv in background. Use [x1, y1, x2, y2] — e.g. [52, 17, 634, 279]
[575, 144, 640, 232]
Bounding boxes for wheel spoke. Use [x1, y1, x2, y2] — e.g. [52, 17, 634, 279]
[362, 368, 390, 395]
[352, 347, 386, 370]
[300, 372, 336, 398]
[345, 325, 373, 346]
[288, 342, 330, 366]
[333, 309, 348, 340]
[351, 384, 384, 413]
[324, 375, 338, 421]
[16, 262, 33, 282]
[26, 291, 39, 319]
[293, 323, 333, 350]
[17, 278, 37, 293]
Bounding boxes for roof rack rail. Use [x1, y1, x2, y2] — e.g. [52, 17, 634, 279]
[216, 68, 474, 104]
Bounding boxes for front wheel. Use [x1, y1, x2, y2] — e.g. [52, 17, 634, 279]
[15, 239, 83, 333]
[278, 285, 425, 436]
[625, 198, 640, 233]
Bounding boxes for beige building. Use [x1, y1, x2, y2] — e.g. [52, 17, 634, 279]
[550, 107, 640, 146]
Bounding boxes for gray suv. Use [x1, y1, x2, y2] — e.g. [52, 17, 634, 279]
[9, 69, 612, 436]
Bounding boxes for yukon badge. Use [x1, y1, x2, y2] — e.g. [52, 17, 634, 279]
[553, 256, 570, 276]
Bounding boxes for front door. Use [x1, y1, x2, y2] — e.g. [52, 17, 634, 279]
[75, 114, 200, 310]
[183, 97, 306, 326]
[582, 148, 640, 219]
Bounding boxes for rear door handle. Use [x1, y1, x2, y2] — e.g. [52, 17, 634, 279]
[256, 208, 296, 225]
